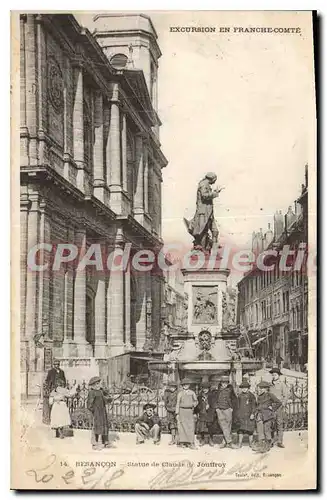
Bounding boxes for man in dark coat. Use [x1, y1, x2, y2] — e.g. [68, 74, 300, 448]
[45, 359, 66, 392]
[87, 376, 112, 450]
[195, 382, 214, 446]
[135, 403, 161, 445]
[43, 359, 66, 425]
[253, 380, 282, 453]
[236, 379, 256, 448]
[208, 375, 238, 449]
[163, 381, 178, 445]
[269, 366, 289, 448]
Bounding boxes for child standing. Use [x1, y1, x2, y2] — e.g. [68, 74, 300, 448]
[236, 379, 256, 448]
[176, 378, 198, 449]
[163, 381, 178, 445]
[195, 382, 214, 446]
[49, 380, 77, 438]
[87, 376, 112, 450]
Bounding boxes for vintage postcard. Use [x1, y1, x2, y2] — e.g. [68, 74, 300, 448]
[11, 10, 317, 490]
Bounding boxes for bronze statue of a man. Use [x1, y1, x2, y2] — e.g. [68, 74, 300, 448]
[184, 172, 222, 251]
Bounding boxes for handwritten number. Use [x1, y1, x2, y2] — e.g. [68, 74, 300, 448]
[26, 469, 54, 484]
[26, 454, 56, 484]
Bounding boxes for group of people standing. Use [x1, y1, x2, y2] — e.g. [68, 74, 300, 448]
[161, 367, 288, 453]
[44, 359, 288, 454]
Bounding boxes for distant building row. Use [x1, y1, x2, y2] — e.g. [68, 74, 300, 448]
[237, 167, 308, 372]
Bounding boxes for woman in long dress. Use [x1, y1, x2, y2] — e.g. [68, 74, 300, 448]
[49, 380, 77, 438]
[176, 378, 198, 449]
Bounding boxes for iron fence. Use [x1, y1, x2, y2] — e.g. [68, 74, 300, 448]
[65, 378, 308, 433]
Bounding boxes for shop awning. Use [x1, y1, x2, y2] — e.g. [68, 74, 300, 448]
[130, 354, 164, 362]
[252, 336, 266, 346]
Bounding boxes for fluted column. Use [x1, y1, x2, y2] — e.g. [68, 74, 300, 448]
[36, 16, 47, 165]
[34, 199, 46, 372]
[93, 92, 105, 203]
[107, 241, 125, 357]
[135, 272, 147, 350]
[93, 92, 104, 184]
[20, 193, 29, 338]
[73, 65, 85, 191]
[94, 277, 107, 357]
[62, 227, 74, 356]
[109, 100, 121, 187]
[121, 113, 128, 192]
[25, 193, 40, 370]
[107, 88, 123, 213]
[133, 134, 144, 219]
[124, 263, 132, 350]
[143, 143, 149, 214]
[20, 15, 29, 165]
[63, 73, 69, 178]
[73, 228, 88, 356]
[25, 14, 38, 165]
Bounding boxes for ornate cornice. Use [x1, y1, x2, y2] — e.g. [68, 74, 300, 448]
[116, 214, 163, 249]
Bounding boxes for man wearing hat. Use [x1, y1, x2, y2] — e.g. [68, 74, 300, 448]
[184, 172, 223, 250]
[269, 367, 289, 448]
[87, 376, 112, 450]
[45, 359, 66, 393]
[235, 379, 257, 448]
[195, 381, 214, 446]
[176, 378, 198, 449]
[208, 375, 238, 449]
[164, 381, 179, 445]
[253, 380, 282, 453]
[135, 403, 161, 445]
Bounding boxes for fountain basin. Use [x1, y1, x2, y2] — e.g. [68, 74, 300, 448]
[148, 358, 263, 382]
[179, 361, 232, 372]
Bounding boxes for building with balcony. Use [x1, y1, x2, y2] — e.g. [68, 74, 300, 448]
[237, 168, 308, 372]
[20, 13, 168, 395]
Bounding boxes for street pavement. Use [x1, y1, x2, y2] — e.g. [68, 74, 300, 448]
[16, 407, 313, 490]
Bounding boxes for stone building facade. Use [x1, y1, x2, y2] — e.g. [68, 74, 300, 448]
[237, 168, 308, 372]
[20, 13, 167, 395]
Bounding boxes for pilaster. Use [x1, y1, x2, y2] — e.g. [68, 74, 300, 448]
[107, 234, 125, 357]
[73, 228, 90, 356]
[73, 64, 85, 191]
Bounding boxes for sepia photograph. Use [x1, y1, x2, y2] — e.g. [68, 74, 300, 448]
[11, 9, 317, 490]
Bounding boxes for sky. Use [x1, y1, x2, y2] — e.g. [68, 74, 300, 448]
[152, 11, 315, 251]
[76, 11, 315, 273]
